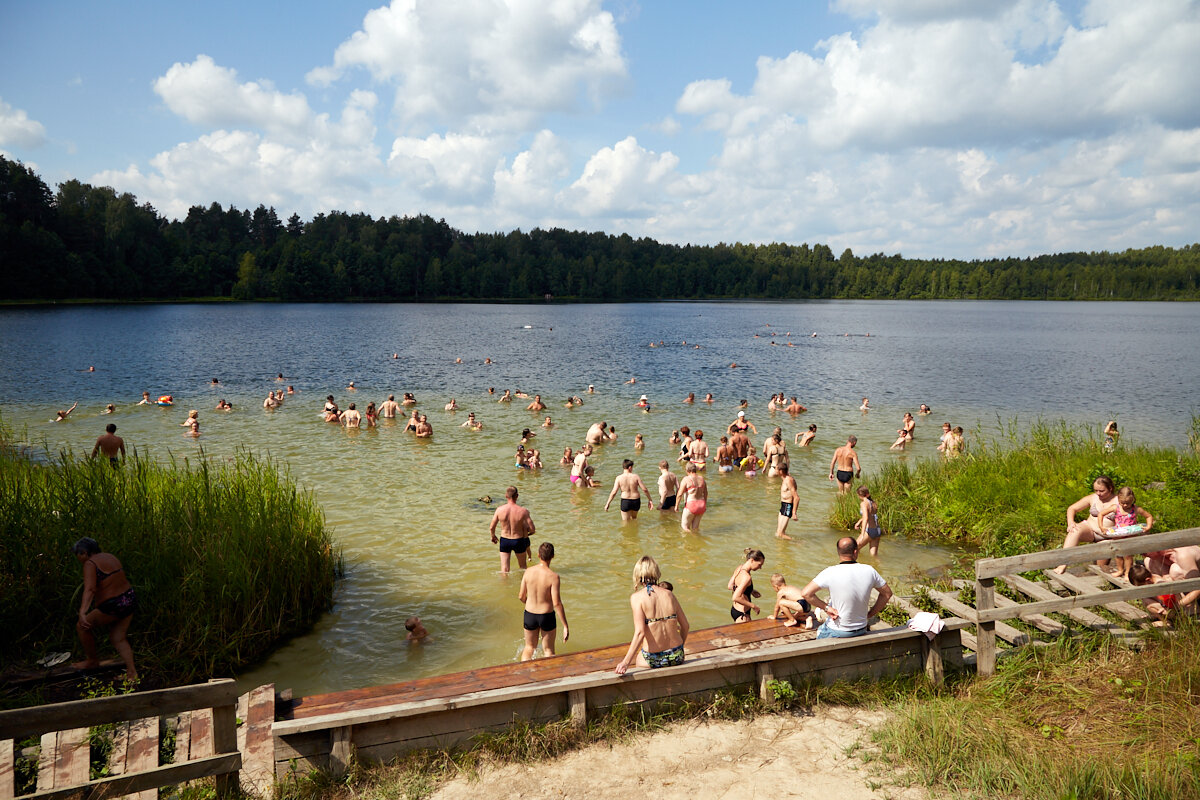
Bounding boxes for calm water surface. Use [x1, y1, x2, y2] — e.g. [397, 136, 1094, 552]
[1, 301, 1196, 695]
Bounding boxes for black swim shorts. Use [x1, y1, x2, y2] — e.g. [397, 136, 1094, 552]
[523, 610, 557, 631]
[661, 495, 676, 510]
[836, 469, 853, 484]
[620, 497, 642, 513]
[779, 501, 794, 517]
[499, 536, 531, 554]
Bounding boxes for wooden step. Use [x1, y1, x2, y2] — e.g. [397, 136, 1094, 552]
[1000, 574, 1120, 632]
[951, 580, 1065, 635]
[1086, 564, 1133, 588]
[1044, 570, 1149, 624]
[929, 590, 1029, 646]
[890, 596, 976, 652]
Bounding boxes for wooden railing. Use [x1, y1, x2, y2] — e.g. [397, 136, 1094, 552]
[973, 527, 1200, 676]
[0, 680, 244, 800]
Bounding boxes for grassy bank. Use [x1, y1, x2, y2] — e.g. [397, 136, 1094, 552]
[870, 622, 1200, 799]
[0, 427, 340, 687]
[830, 419, 1200, 558]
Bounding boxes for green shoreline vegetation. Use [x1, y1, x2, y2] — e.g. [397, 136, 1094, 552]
[3, 155, 1199, 303]
[0, 420, 340, 693]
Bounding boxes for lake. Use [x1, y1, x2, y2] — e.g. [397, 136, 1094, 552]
[1, 300, 1196, 695]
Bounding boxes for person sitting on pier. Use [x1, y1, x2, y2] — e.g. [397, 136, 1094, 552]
[71, 538, 138, 682]
[800, 538, 892, 639]
[615, 556, 689, 674]
[768, 574, 813, 628]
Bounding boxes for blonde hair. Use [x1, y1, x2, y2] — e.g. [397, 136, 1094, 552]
[632, 555, 661, 587]
[1118, 486, 1136, 506]
[188, 410, 199, 419]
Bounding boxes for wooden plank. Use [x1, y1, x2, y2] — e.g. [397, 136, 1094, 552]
[1044, 570, 1150, 623]
[172, 715, 190, 765]
[976, 527, 1200, 579]
[952, 580, 1065, 635]
[36, 733, 57, 792]
[567, 689, 586, 728]
[930, 589, 1029, 645]
[239, 685, 275, 800]
[1000, 574, 1121, 630]
[328, 728, 353, 779]
[977, 578, 1200, 623]
[187, 710, 213, 760]
[210, 704, 238, 797]
[0, 681, 239, 742]
[273, 624, 965, 736]
[973, 578, 998, 676]
[1087, 564, 1132, 588]
[755, 663, 775, 703]
[920, 634, 944, 684]
[46, 729, 89, 794]
[1, 738, 13, 800]
[23, 753, 240, 800]
[121, 717, 157, 800]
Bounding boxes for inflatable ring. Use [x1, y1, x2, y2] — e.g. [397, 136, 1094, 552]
[157, 395, 173, 406]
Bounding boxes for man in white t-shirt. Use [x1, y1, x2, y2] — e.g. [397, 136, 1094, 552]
[800, 537, 892, 639]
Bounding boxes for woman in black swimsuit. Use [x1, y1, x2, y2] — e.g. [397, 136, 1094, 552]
[71, 538, 137, 681]
[728, 548, 765, 622]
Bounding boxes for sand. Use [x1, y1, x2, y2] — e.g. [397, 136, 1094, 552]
[430, 706, 927, 800]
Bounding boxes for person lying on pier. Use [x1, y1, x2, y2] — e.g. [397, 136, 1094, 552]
[405, 616, 430, 642]
[615, 556, 689, 674]
[767, 574, 813, 629]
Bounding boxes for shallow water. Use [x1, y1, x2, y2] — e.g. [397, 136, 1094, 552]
[0, 300, 1196, 695]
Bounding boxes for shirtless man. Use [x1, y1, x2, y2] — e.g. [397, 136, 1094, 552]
[445, 398, 459, 411]
[657, 461, 679, 511]
[264, 391, 280, 409]
[773, 463, 799, 540]
[379, 395, 400, 419]
[715, 436, 734, 472]
[729, 429, 750, 462]
[461, 412, 483, 430]
[685, 430, 709, 471]
[526, 394, 546, 412]
[489, 486, 535, 574]
[54, 402, 78, 422]
[570, 445, 593, 487]
[414, 414, 432, 438]
[498, 389, 513, 403]
[796, 424, 817, 447]
[677, 463, 708, 533]
[91, 424, 126, 466]
[829, 436, 862, 494]
[605, 459, 655, 520]
[786, 397, 807, 415]
[518, 542, 569, 660]
[339, 403, 362, 428]
[586, 421, 608, 445]
[542, 416, 554, 428]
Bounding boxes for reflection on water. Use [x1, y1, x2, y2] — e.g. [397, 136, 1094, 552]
[1, 300, 1196, 695]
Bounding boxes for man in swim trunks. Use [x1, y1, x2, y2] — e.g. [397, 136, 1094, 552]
[678, 463, 708, 533]
[379, 395, 400, 419]
[786, 397, 807, 415]
[489, 486, 535, 574]
[586, 421, 608, 445]
[685, 430, 709, 470]
[571, 445, 592, 486]
[526, 394, 546, 412]
[414, 414, 432, 438]
[729, 429, 750, 462]
[604, 459, 654, 521]
[829, 436, 861, 495]
[1145, 547, 1200, 613]
[776, 463, 798, 540]
[91, 424, 125, 466]
[657, 461, 679, 511]
[518, 542, 569, 660]
[715, 436, 734, 472]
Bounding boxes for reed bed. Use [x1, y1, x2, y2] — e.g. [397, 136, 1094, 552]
[0, 425, 339, 684]
[829, 418, 1200, 558]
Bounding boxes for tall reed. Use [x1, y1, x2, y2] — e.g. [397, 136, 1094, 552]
[829, 417, 1200, 558]
[0, 427, 339, 684]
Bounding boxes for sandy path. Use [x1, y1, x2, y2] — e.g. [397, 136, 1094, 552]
[431, 707, 926, 800]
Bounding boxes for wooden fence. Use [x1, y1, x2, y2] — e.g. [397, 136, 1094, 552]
[973, 526, 1200, 675]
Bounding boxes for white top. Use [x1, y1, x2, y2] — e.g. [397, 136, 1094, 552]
[813, 562, 888, 632]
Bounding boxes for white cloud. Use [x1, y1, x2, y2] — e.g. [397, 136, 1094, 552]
[561, 136, 679, 218]
[494, 130, 570, 210]
[0, 98, 47, 150]
[388, 132, 504, 201]
[308, 0, 626, 131]
[154, 55, 313, 136]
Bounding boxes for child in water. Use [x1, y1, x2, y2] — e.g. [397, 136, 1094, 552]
[1098, 487, 1154, 578]
[405, 616, 430, 642]
[854, 486, 884, 558]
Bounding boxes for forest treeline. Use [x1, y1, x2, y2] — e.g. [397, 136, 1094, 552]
[3, 155, 1198, 302]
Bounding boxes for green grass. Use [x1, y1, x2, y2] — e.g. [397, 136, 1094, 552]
[869, 622, 1200, 800]
[830, 417, 1200, 558]
[0, 421, 340, 687]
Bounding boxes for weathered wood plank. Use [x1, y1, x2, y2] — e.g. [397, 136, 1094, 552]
[36, 733, 57, 792]
[51, 729, 89, 793]
[1087, 564, 1132, 588]
[973, 577, 998, 676]
[1, 738, 14, 800]
[951, 580, 1065, 635]
[976, 527, 1200, 579]
[188, 709, 213, 760]
[23, 753, 240, 800]
[1044, 570, 1150, 623]
[930, 589, 1029, 645]
[978, 578, 1200, 623]
[210, 704, 238, 797]
[172, 715, 190, 765]
[567, 689, 586, 728]
[0, 681, 239, 742]
[123, 717, 157, 800]
[239, 685, 275, 800]
[1000, 574, 1121, 631]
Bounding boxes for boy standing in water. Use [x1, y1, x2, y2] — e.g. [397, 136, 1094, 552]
[854, 486, 883, 557]
[518, 542, 569, 660]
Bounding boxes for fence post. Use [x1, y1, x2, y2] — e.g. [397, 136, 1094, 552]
[756, 663, 776, 704]
[568, 689, 587, 729]
[920, 632, 945, 684]
[211, 701, 239, 797]
[975, 576, 997, 677]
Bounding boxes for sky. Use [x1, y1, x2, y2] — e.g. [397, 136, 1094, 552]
[2, 0, 1198, 259]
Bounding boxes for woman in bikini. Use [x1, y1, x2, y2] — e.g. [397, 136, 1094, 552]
[1053, 475, 1118, 574]
[614, 556, 690, 674]
[71, 538, 137, 681]
[728, 548, 765, 623]
[677, 462, 708, 533]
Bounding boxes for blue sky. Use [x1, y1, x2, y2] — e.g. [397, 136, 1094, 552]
[2, 0, 1197, 258]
